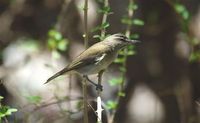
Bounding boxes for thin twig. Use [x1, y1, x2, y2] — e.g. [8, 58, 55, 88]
[83, 0, 89, 122]
[100, 0, 109, 39]
[96, 70, 104, 123]
[95, 0, 110, 122]
[19, 96, 101, 114]
[3, 117, 9, 123]
[84, 0, 89, 48]
[82, 77, 89, 123]
[109, 0, 134, 123]
[31, 96, 81, 113]
[96, 2, 111, 122]
[120, 0, 134, 93]
[196, 101, 200, 106]
[68, 74, 72, 114]
[87, 101, 101, 122]
[0, 79, 3, 85]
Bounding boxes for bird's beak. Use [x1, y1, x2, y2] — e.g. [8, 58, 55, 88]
[126, 39, 141, 44]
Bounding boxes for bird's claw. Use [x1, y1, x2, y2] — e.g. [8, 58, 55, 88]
[83, 75, 103, 91]
[95, 84, 103, 91]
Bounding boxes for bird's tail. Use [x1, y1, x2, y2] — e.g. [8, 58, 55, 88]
[44, 67, 70, 84]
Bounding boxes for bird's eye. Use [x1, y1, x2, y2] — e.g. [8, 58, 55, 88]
[119, 37, 128, 42]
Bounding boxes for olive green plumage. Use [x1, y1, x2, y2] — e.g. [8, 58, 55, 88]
[45, 33, 139, 84]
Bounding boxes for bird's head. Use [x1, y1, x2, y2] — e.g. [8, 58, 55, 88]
[104, 33, 140, 50]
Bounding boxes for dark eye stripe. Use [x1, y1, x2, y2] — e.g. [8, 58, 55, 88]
[114, 33, 128, 41]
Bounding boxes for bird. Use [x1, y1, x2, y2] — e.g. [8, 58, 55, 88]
[45, 33, 140, 90]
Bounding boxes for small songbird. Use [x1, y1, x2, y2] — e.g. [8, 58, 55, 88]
[45, 33, 139, 89]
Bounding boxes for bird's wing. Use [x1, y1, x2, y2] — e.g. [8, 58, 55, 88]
[45, 43, 110, 84]
[67, 52, 106, 70]
[67, 43, 109, 70]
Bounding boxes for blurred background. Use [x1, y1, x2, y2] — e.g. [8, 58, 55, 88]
[0, 0, 200, 123]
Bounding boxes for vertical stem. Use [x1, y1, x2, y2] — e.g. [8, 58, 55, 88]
[96, 70, 104, 123]
[125, 0, 134, 37]
[84, 0, 89, 48]
[3, 118, 8, 123]
[100, 0, 109, 39]
[67, 74, 72, 123]
[82, 77, 89, 123]
[96, 96, 103, 123]
[96, 0, 109, 121]
[109, 0, 134, 123]
[119, 0, 134, 95]
[83, 0, 89, 123]
[120, 0, 134, 94]
[0, 102, 1, 123]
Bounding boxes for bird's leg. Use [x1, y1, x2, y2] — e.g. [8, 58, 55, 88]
[83, 75, 103, 91]
[97, 70, 105, 92]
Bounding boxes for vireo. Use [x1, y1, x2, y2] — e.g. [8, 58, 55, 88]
[45, 33, 139, 89]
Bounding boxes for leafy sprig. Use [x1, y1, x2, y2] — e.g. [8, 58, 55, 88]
[0, 96, 17, 121]
[47, 29, 69, 59]
[107, 2, 144, 121]
[92, 0, 111, 41]
[170, 1, 200, 62]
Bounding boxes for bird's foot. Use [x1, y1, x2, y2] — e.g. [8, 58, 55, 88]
[95, 84, 103, 91]
[83, 75, 103, 91]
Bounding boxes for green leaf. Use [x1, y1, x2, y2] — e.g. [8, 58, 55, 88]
[101, 22, 110, 29]
[119, 66, 126, 72]
[98, 6, 111, 14]
[127, 50, 136, 55]
[189, 51, 200, 62]
[191, 37, 200, 45]
[108, 77, 123, 86]
[121, 16, 132, 25]
[0, 96, 3, 101]
[54, 33, 62, 41]
[130, 33, 140, 39]
[93, 35, 101, 39]
[118, 50, 126, 55]
[133, 19, 144, 26]
[182, 10, 189, 20]
[26, 95, 42, 105]
[0, 106, 8, 118]
[127, 45, 135, 50]
[174, 4, 185, 13]
[0, 106, 8, 114]
[48, 30, 55, 37]
[128, 3, 138, 10]
[114, 57, 124, 63]
[5, 108, 17, 115]
[48, 38, 57, 49]
[174, 3, 190, 20]
[106, 100, 117, 110]
[118, 91, 126, 97]
[0, 106, 17, 118]
[48, 30, 62, 40]
[58, 39, 68, 51]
